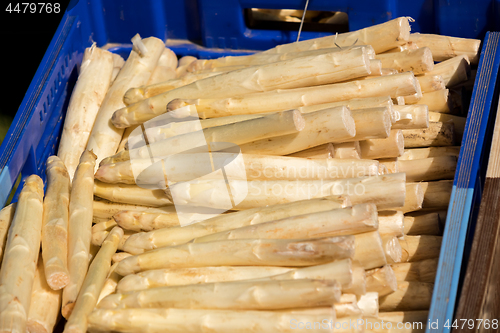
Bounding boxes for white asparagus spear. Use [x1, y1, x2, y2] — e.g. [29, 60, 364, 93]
[124, 71, 221, 104]
[112, 206, 180, 232]
[93, 198, 150, 219]
[98, 279, 341, 310]
[357, 292, 379, 318]
[116, 125, 138, 152]
[96, 263, 121, 305]
[379, 281, 433, 311]
[166, 173, 407, 211]
[343, 266, 367, 296]
[193, 204, 378, 243]
[117, 259, 353, 293]
[369, 59, 383, 76]
[334, 315, 364, 333]
[378, 211, 405, 237]
[391, 258, 438, 283]
[167, 73, 416, 118]
[403, 212, 444, 235]
[409, 33, 481, 63]
[382, 235, 403, 264]
[27, 254, 62, 333]
[145, 48, 178, 84]
[399, 146, 460, 160]
[401, 77, 423, 105]
[264, 17, 411, 54]
[112, 252, 132, 264]
[419, 180, 453, 209]
[335, 294, 362, 318]
[399, 236, 442, 262]
[378, 158, 399, 174]
[86, 37, 165, 168]
[332, 142, 361, 159]
[360, 130, 404, 159]
[416, 75, 445, 93]
[287, 143, 335, 158]
[421, 55, 470, 87]
[349, 107, 392, 141]
[366, 265, 398, 296]
[190, 45, 375, 71]
[62, 150, 97, 318]
[402, 122, 454, 148]
[392, 105, 429, 130]
[239, 107, 356, 155]
[57, 45, 114, 180]
[112, 48, 372, 127]
[398, 156, 457, 182]
[96, 153, 379, 185]
[428, 112, 466, 139]
[94, 181, 172, 207]
[42, 156, 71, 290]
[0, 203, 16, 264]
[111, 53, 125, 82]
[399, 182, 424, 213]
[375, 48, 434, 74]
[419, 89, 455, 113]
[353, 231, 387, 269]
[121, 196, 349, 253]
[377, 310, 429, 323]
[298, 96, 394, 116]
[115, 236, 355, 276]
[0, 175, 44, 333]
[88, 308, 335, 333]
[63, 227, 123, 333]
[178, 55, 197, 67]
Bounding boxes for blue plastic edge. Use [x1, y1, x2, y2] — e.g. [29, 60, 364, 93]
[427, 31, 500, 332]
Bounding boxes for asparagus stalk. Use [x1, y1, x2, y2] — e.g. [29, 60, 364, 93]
[343, 266, 367, 296]
[287, 143, 335, 158]
[96, 263, 121, 305]
[121, 196, 349, 254]
[357, 292, 380, 318]
[88, 308, 335, 333]
[264, 17, 411, 54]
[421, 55, 470, 87]
[92, 198, 150, 219]
[335, 294, 362, 318]
[165, 173, 406, 211]
[392, 105, 429, 130]
[428, 112, 466, 139]
[378, 211, 405, 237]
[416, 75, 445, 93]
[62, 150, 97, 318]
[332, 142, 362, 159]
[419, 180, 453, 209]
[375, 47, 434, 74]
[167, 73, 416, 118]
[27, 254, 62, 333]
[0, 175, 44, 333]
[115, 237, 355, 275]
[41, 156, 71, 290]
[57, 45, 114, 180]
[0, 203, 16, 264]
[399, 236, 443, 262]
[377, 310, 429, 324]
[360, 130, 404, 159]
[189, 45, 375, 70]
[298, 96, 394, 116]
[353, 231, 388, 269]
[192, 204, 378, 243]
[398, 156, 457, 182]
[111, 48, 372, 127]
[379, 281, 433, 311]
[399, 146, 460, 160]
[400, 182, 424, 213]
[145, 48, 178, 85]
[402, 122, 454, 148]
[391, 258, 438, 283]
[238, 107, 356, 155]
[403, 212, 444, 235]
[98, 279, 341, 310]
[382, 235, 404, 264]
[366, 265, 398, 296]
[86, 36, 165, 168]
[112, 252, 132, 264]
[94, 181, 172, 207]
[63, 227, 123, 333]
[409, 33, 481, 63]
[111, 53, 125, 82]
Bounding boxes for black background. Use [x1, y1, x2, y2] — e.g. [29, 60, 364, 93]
[0, 1, 71, 118]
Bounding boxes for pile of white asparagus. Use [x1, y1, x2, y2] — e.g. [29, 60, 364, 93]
[0, 16, 481, 333]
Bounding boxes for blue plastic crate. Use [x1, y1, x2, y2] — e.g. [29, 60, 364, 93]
[0, 1, 499, 332]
